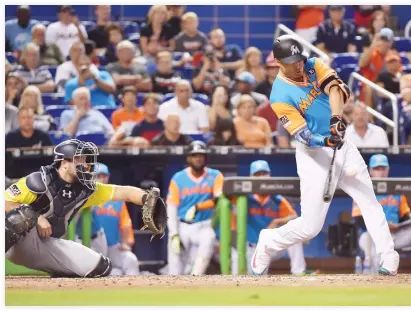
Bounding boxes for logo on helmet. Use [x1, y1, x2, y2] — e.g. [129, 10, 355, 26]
[291, 45, 300, 56]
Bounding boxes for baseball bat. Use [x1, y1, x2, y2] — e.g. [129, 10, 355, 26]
[323, 146, 338, 203]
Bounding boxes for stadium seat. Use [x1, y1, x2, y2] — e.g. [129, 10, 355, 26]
[76, 132, 107, 146]
[394, 37, 411, 53]
[176, 65, 194, 80]
[47, 66, 57, 79]
[120, 21, 140, 37]
[162, 93, 175, 103]
[6, 52, 16, 64]
[193, 93, 210, 105]
[128, 33, 140, 45]
[137, 92, 147, 106]
[48, 131, 71, 145]
[42, 93, 65, 106]
[172, 52, 184, 61]
[331, 53, 359, 69]
[81, 21, 96, 32]
[94, 106, 117, 121]
[188, 133, 206, 143]
[399, 53, 409, 66]
[39, 20, 50, 27]
[45, 105, 71, 119]
[98, 54, 108, 66]
[403, 64, 411, 74]
[339, 64, 358, 84]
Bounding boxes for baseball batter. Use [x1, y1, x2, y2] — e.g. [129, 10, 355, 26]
[251, 35, 399, 276]
[5, 139, 163, 278]
[167, 141, 224, 275]
[77, 163, 140, 276]
[231, 160, 309, 275]
[352, 154, 411, 273]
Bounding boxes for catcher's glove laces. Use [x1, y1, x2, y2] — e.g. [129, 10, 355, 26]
[140, 187, 168, 241]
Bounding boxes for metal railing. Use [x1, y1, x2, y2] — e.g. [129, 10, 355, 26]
[274, 23, 330, 65]
[405, 19, 411, 38]
[348, 72, 399, 150]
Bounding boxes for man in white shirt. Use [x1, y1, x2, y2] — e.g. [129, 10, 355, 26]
[158, 80, 210, 134]
[45, 5, 87, 58]
[345, 104, 390, 148]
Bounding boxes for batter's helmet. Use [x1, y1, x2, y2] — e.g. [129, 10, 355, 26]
[186, 140, 208, 155]
[272, 35, 307, 64]
[54, 139, 99, 190]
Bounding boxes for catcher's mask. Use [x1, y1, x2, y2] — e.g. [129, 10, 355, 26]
[53, 139, 99, 190]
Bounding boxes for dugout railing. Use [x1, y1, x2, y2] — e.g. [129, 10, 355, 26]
[216, 177, 411, 275]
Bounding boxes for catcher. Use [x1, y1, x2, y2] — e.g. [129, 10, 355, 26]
[5, 139, 167, 278]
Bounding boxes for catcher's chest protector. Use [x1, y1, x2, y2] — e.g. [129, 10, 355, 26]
[31, 165, 94, 238]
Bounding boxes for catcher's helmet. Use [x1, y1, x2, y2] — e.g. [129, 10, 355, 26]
[54, 139, 99, 190]
[187, 140, 208, 155]
[272, 35, 307, 64]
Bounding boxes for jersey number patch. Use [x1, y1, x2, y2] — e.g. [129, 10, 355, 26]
[280, 115, 291, 128]
[7, 185, 21, 197]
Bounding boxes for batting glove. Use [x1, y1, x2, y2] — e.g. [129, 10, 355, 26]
[170, 234, 183, 255]
[184, 205, 197, 222]
[324, 135, 344, 149]
[330, 115, 346, 138]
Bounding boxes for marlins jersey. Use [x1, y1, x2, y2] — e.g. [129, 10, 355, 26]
[352, 195, 410, 224]
[167, 167, 224, 223]
[270, 57, 336, 137]
[246, 194, 296, 244]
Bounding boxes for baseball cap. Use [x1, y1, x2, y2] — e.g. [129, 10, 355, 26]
[369, 154, 389, 169]
[379, 28, 394, 41]
[250, 160, 271, 176]
[329, 5, 345, 10]
[58, 5, 74, 14]
[236, 72, 256, 86]
[95, 163, 110, 175]
[265, 54, 280, 68]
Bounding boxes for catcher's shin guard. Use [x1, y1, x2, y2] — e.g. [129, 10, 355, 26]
[85, 255, 112, 278]
[5, 204, 38, 253]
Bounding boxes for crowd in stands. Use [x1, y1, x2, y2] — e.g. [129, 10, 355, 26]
[5, 5, 411, 150]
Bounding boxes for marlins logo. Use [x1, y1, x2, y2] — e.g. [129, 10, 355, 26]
[280, 115, 292, 128]
[291, 45, 300, 55]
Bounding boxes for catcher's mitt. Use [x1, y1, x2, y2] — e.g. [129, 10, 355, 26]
[141, 187, 167, 241]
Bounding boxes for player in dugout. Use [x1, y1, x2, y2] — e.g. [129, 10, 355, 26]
[352, 154, 411, 273]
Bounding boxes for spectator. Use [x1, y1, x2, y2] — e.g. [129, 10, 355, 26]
[46, 5, 88, 58]
[231, 72, 269, 112]
[361, 10, 388, 49]
[171, 12, 208, 55]
[5, 58, 14, 77]
[209, 117, 240, 146]
[209, 28, 244, 77]
[166, 5, 185, 38]
[315, 5, 357, 54]
[5, 72, 27, 107]
[31, 24, 65, 66]
[5, 5, 38, 53]
[354, 5, 390, 29]
[109, 94, 164, 147]
[104, 23, 124, 64]
[60, 87, 114, 137]
[256, 102, 278, 133]
[294, 5, 327, 43]
[376, 52, 403, 96]
[359, 28, 394, 107]
[15, 43, 55, 93]
[192, 49, 231, 96]
[18, 85, 56, 132]
[208, 85, 232, 131]
[233, 94, 272, 148]
[88, 5, 112, 51]
[158, 80, 210, 134]
[64, 55, 116, 107]
[400, 74, 411, 142]
[140, 5, 174, 57]
[152, 115, 193, 146]
[255, 54, 280, 98]
[111, 86, 144, 131]
[55, 41, 99, 93]
[106, 40, 152, 94]
[236, 47, 266, 83]
[5, 102, 19, 135]
[343, 101, 356, 125]
[151, 51, 182, 94]
[85, 40, 99, 66]
[5, 107, 52, 148]
[345, 104, 389, 147]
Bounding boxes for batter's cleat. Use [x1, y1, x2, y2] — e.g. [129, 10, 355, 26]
[250, 245, 270, 275]
[378, 267, 397, 276]
[378, 251, 399, 276]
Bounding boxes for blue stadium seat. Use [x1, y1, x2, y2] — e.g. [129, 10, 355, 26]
[47, 66, 57, 79]
[339, 64, 358, 84]
[6, 52, 16, 64]
[188, 133, 206, 142]
[45, 105, 71, 119]
[98, 54, 108, 66]
[394, 37, 411, 53]
[162, 93, 175, 103]
[39, 20, 50, 27]
[48, 131, 71, 145]
[81, 21, 96, 32]
[403, 64, 411, 74]
[193, 93, 210, 105]
[172, 52, 184, 61]
[76, 132, 107, 146]
[128, 33, 140, 45]
[120, 21, 140, 37]
[176, 66, 194, 80]
[94, 106, 117, 121]
[399, 53, 409, 66]
[137, 92, 147, 107]
[42, 93, 65, 106]
[331, 53, 359, 69]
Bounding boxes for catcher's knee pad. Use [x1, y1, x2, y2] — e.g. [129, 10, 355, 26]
[5, 204, 38, 253]
[85, 255, 112, 278]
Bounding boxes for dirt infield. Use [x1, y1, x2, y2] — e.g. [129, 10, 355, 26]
[6, 274, 411, 290]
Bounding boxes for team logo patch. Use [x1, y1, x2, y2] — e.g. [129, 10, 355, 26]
[291, 45, 300, 55]
[308, 68, 315, 75]
[280, 115, 292, 128]
[7, 185, 21, 197]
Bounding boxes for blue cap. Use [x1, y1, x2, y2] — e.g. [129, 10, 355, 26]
[369, 154, 389, 168]
[236, 71, 256, 86]
[95, 163, 110, 175]
[250, 160, 271, 176]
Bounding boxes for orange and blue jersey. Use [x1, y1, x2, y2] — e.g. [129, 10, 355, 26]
[352, 194, 410, 224]
[270, 57, 336, 137]
[167, 167, 224, 223]
[246, 194, 296, 244]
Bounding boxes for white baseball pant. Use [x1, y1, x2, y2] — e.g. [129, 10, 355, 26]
[256, 140, 397, 267]
[168, 219, 216, 275]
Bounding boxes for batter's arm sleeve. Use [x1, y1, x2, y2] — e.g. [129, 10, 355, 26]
[271, 103, 307, 135]
[82, 183, 116, 209]
[5, 177, 38, 211]
[399, 195, 411, 219]
[166, 179, 180, 236]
